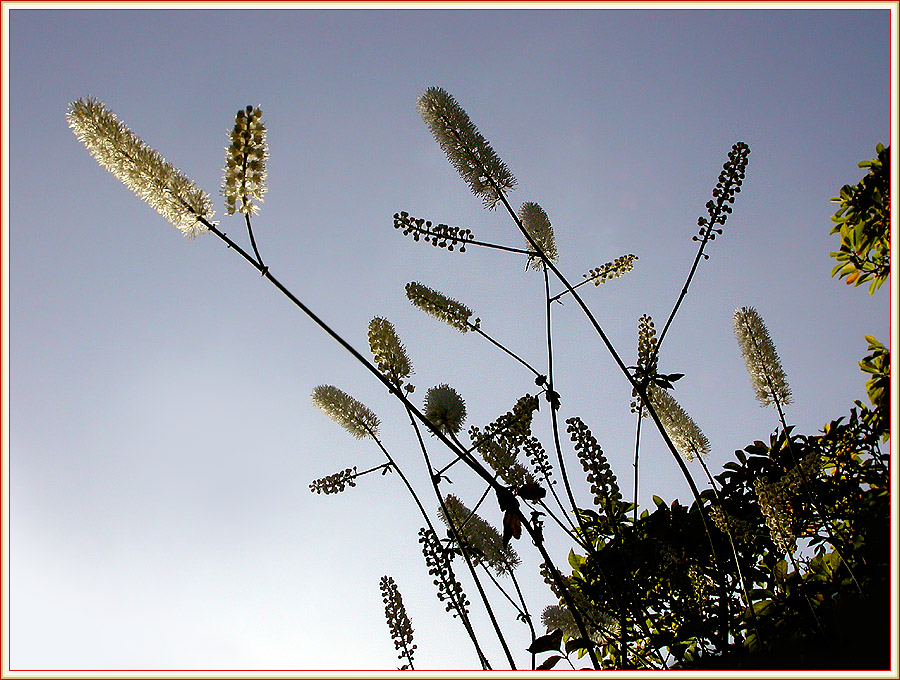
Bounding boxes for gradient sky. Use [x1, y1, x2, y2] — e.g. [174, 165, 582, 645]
[5, 5, 894, 672]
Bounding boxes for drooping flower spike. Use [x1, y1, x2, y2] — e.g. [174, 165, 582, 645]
[417, 87, 517, 209]
[67, 98, 214, 237]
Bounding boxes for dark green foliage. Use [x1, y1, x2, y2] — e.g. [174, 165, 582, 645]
[830, 144, 890, 293]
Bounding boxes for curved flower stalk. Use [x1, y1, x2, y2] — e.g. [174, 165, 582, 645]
[223, 105, 268, 216]
[417, 87, 517, 209]
[440, 494, 521, 576]
[67, 98, 214, 237]
[424, 384, 467, 435]
[647, 386, 710, 462]
[406, 282, 477, 332]
[311, 384, 380, 439]
[519, 202, 558, 269]
[379, 575, 417, 670]
[368, 317, 414, 389]
[733, 306, 793, 408]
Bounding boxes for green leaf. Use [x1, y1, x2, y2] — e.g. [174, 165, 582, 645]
[536, 655, 563, 670]
[528, 629, 563, 654]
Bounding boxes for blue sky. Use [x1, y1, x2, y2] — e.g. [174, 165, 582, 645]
[5, 5, 893, 671]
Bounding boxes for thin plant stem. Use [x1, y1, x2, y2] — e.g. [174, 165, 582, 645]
[367, 429, 491, 668]
[632, 406, 643, 523]
[201, 215, 601, 669]
[406, 409, 518, 670]
[467, 321, 542, 377]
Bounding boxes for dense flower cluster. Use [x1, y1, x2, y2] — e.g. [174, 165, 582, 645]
[424, 384, 467, 435]
[222, 105, 268, 215]
[309, 467, 357, 495]
[368, 317, 413, 388]
[67, 98, 213, 236]
[417, 87, 517, 209]
[584, 253, 638, 286]
[379, 575, 417, 670]
[734, 306, 793, 408]
[518, 202, 558, 268]
[647, 386, 710, 461]
[440, 494, 520, 575]
[406, 282, 476, 332]
[311, 384, 380, 439]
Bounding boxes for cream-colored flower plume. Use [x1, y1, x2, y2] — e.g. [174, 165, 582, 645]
[312, 384, 380, 439]
[368, 317, 413, 388]
[223, 105, 268, 215]
[518, 202, 558, 269]
[424, 384, 467, 435]
[67, 98, 213, 237]
[733, 307, 793, 408]
[647, 386, 710, 461]
[405, 282, 476, 332]
[440, 494, 520, 575]
[417, 87, 516, 209]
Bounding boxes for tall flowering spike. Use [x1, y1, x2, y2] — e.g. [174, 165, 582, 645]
[379, 576, 417, 670]
[647, 386, 710, 462]
[733, 307, 793, 408]
[424, 384, 467, 435]
[417, 87, 517, 209]
[311, 385, 380, 439]
[566, 416, 623, 525]
[406, 282, 476, 332]
[753, 476, 795, 552]
[419, 527, 471, 620]
[518, 202, 558, 268]
[67, 98, 214, 237]
[368, 317, 413, 388]
[631, 314, 657, 415]
[584, 254, 638, 287]
[222, 105, 268, 216]
[440, 494, 520, 575]
[694, 141, 750, 242]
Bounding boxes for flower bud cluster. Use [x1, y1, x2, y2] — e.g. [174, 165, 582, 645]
[567, 416, 622, 523]
[309, 467, 357, 495]
[417, 87, 517, 209]
[379, 575, 417, 669]
[584, 253, 638, 286]
[368, 317, 413, 388]
[695, 141, 750, 241]
[424, 384, 467, 435]
[405, 282, 477, 332]
[393, 212, 473, 252]
[419, 527, 470, 619]
[518, 202, 558, 268]
[223, 106, 268, 216]
[440, 494, 520, 575]
[66, 98, 213, 237]
[753, 476, 796, 552]
[312, 384, 380, 439]
[468, 395, 540, 488]
[631, 313, 658, 414]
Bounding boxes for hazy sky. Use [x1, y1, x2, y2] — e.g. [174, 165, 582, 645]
[6, 5, 893, 672]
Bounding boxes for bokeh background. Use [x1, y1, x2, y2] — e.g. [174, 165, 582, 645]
[7, 7, 892, 670]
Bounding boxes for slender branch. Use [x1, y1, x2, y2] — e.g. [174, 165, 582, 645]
[468, 322, 542, 377]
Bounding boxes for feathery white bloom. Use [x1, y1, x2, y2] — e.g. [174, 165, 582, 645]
[312, 384, 380, 439]
[417, 87, 516, 209]
[368, 317, 413, 387]
[733, 307, 793, 407]
[440, 494, 520, 575]
[541, 604, 619, 645]
[647, 386, 710, 461]
[67, 98, 213, 237]
[425, 384, 467, 435]
[518, 202, 558, 269]
[405, 282, 475, 332]
[222, 105, 268, 215]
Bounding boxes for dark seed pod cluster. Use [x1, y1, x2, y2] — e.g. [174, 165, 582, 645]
[393, 211, 474, 252]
